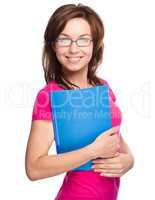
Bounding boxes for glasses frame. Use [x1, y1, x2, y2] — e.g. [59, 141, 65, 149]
[55, 37, 93, 47]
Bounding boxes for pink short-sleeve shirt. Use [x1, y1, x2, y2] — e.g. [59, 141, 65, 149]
[32, 79, 122, 200]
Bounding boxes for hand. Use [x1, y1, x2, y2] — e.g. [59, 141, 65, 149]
[91, 152, 134, 177]
[91, 126, 120, 159]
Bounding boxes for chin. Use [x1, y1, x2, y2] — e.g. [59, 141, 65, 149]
[63, 64, 87, 73]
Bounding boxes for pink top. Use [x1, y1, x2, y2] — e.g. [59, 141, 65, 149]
[32, 79, 122, 200]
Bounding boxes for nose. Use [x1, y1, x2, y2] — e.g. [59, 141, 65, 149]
[69, 41, 79, 53]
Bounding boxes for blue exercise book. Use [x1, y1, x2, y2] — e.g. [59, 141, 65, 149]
[50, 85, 112, 171]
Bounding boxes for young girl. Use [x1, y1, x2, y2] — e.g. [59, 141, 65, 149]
[25, 4, 134, 200]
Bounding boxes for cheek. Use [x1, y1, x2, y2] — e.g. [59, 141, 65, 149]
[82, 46, 93, 60]
[56, 48, 64, 55]
[55, 49, 66, 61]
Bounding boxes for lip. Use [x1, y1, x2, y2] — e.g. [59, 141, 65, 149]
[66, 56, 83, 58]
[65, 56, 83, 63]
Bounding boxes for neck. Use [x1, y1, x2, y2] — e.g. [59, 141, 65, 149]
[62, 66, 92, 88]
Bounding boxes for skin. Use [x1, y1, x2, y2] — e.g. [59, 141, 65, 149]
[55, 18, 134, 177]
[54, 17, 134, 177]
[25, 17, 134, 181]
[92, 135, 134, 177]
[53, 17, 94, 88]
[92, 153, 134, 177]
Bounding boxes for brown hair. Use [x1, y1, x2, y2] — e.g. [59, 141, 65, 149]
[42, 3, 104, 89]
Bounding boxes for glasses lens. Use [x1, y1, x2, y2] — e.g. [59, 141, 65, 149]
[57, 38, 71, 46]
[77, 38, 91, 46]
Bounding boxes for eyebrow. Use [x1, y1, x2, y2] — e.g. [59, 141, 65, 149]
[59, 33, 91, 37]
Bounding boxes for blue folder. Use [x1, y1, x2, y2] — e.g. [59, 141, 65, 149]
[50, 85, 112, 171]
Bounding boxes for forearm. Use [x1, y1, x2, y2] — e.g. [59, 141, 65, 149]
[29, 144, 95, 180]
[119, 135, 132, 154]
[119, 135, 134, 163]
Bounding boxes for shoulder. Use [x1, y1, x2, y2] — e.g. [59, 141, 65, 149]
[99, 78, 117, 102]
[99, 78, 110, 86]
[32, 80, 62, 121]
[36, 80, 63, 96]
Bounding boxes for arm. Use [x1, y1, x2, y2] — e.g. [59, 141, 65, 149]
[25, 120, 96, 181]
[120, 135, 134, 169]
[92, 135, 134, 177]
[119, 134, 134, 167]
[25, 120, 118, 181]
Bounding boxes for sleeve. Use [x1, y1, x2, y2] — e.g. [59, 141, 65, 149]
[32, 88, 52, 121]
[100, 78, 117, 102]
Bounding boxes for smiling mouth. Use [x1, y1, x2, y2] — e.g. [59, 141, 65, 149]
[65, 56, 83, 61]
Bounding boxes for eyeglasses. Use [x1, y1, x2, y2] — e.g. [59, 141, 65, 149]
[55, 38, 93, 47]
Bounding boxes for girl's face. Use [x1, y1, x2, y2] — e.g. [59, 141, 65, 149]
[54, 18, 93, 73]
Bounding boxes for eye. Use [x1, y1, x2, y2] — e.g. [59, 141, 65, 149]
[56, 38, 71, 46]
[77, 38, 92, 46]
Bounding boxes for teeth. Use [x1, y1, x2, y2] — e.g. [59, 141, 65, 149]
[66, 57, 82, 62]
[69, 57, 80, 61]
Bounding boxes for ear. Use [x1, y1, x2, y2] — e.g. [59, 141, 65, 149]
[52, 42, 56, 52]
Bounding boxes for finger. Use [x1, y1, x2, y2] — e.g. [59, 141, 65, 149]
[92, 164, 120, 170]
[97, 157, 118, 164]
[92, 153, 120, 164]
[92, 158, 105, 163]
[103, 126, 120, 137]
[100, 173, 121, 177]
[97, 168, 122, 174]
[110, 126, 120, 135]
[92, 159, 113, 164]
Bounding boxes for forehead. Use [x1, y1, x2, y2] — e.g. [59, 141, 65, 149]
[60, 18, 92, 37]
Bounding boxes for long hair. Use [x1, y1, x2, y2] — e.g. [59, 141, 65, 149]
[42, 3, 105, 89]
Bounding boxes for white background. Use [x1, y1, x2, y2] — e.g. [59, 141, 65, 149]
[0, 0, 154, 199]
